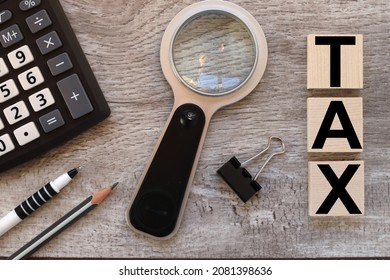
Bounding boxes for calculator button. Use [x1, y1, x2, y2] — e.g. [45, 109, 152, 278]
[19, 0, 41, 11]
[47, 53, 73, 76]
[0, 79, 19, 103]
[18, 66, 44, 91]
[4, 100, 30, 125]
[26, 10, 52, 34]
[36, 31, 62, 55]
[57, 74, 94, 119]
[29, 88, 55, 112]
[0, 134, 15, 157]
[14, 121, 40, 146]
[0, 24, 23, 48]
[7, 45, 34, 69]
[39, 109, 65, 133]
[0, 118, 3, 130]
[0, 57, 9, 78]
[0, 10, 12, 25]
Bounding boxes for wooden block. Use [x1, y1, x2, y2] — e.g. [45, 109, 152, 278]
[309, 161, 364, 216]
[307, 97, 363, 153]
[307, 34, 363, 89]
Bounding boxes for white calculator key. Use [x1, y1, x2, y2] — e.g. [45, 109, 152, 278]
[0, 79, 19, 103]
[7, 45, 34, 70]
[18, 66, 45, 91]
[0, 134, 15, 157]
[29, 88, 55, 112]
[0, 58, 9, 78]
[3, 100, 30, 125]
[14, 122, 40, 146]
[0, 118, 4, 130]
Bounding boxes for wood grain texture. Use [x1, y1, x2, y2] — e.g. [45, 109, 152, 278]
[1, 0, 390, 259]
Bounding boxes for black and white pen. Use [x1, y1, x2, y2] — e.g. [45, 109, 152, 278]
[0, 167, 80, 237]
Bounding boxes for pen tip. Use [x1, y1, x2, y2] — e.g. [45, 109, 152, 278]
[68, 167, 81, 179]
[112, 182, 119, 190]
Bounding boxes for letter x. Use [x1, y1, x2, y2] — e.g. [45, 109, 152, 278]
[316, 164, 362, 214]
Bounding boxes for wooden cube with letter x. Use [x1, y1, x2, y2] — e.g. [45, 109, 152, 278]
[307, 34, 363, 89]
[307, 97, 363, 153]
[309, 161, 364, 216]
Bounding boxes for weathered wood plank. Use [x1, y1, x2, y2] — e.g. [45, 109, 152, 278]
[1, 0, 389, 258]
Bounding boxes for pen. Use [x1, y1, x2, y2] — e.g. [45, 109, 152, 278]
[8, 182, 118, 260]
[0, 167, 80, 237]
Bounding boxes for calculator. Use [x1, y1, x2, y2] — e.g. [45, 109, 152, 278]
[0, 0, 110, 172]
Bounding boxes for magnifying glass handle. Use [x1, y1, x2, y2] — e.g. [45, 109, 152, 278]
[128, 103, 207, 238]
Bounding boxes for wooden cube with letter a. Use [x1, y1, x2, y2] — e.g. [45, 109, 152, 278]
[307, 97, 363, 153]
[307, 34, 363, 89]
[309, 161, 364, 216]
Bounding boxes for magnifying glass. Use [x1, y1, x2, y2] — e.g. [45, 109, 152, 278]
[127, 0, 268, 239]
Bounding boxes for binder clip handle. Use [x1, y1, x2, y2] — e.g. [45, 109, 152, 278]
[242, 136, 286, 180]
[217, 136, 286, 202]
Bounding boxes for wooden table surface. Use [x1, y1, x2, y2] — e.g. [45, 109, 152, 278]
[1, 0, 389, 259]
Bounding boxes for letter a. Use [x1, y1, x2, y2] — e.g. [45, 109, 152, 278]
[308, 97, 363, 152]
[312, 100, 362, 150]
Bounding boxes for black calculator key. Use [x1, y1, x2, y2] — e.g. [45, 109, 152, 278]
[0, 10, 12, 25]
[57, 74, 94, 119]
[26, 10, 52, 34]
[0, 24, 23, 48]
[19, 0, 41, 11]
[47, 52, 73, 76]
[39, 109, 65, 133]
[36, 31, 62, 55]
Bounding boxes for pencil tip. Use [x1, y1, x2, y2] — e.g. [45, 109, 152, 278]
[112, 182, 119, 190]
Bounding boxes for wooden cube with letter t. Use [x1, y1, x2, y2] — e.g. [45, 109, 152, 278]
[307, 34, 363, 89]
[307, 97, 363, 153]
[309, 161, 364, 216]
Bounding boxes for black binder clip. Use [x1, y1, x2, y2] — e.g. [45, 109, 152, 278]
[217, 136, 286, 202]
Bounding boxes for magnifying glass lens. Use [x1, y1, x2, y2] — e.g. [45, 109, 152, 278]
[172, 12, 256, 95]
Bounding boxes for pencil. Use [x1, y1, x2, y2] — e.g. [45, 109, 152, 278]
[8, 182, 118, 260]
